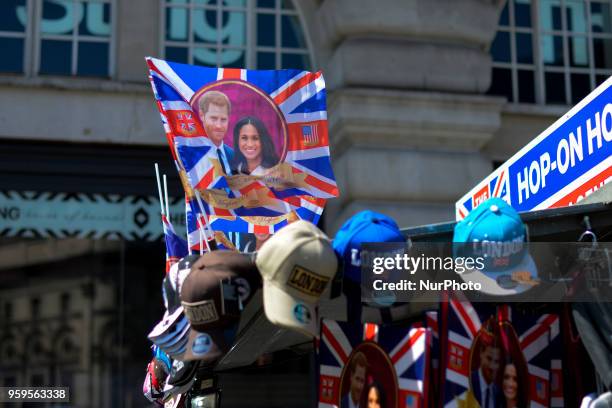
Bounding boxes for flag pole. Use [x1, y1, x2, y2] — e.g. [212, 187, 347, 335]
[163, 174, 170, 220]
[154, 163, 165, 216]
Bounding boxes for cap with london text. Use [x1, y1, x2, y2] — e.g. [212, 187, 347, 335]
[256, 220, 338, 338]
[453, 197, 539, 296]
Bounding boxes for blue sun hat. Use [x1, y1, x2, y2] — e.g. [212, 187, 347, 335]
[453, 198, 539, 295]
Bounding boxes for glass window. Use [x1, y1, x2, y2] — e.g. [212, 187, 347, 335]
[516, 32, 534, 63]
[490, 0, 612, 105]
[591, 2, 612, 33]
[515, 0, 532, 28]
[545, 71, 566, 103]
[38, 0, 113, 77]
[0, 0, 114, 77]
[163, 0, 312, 70]
[518, 69, 536, 102]
[540, 0, 563, 31]
[491, 31, 512, 63]
[571, 72, 591, 103]
[487, 68, 513, 101]
[500, 3, 510, 26]
[593, 37, 612, 68]
[0, 0, 27, 74]
[542, 35, 565, 66]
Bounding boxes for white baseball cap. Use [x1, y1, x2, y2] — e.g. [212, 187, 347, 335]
[256, 221, 338, 337]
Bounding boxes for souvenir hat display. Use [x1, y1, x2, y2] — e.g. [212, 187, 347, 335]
[453, 197, 539, 296]
[180, 251, 261, 331]
[142, 346, 172, 403]
[179, 251, 262, 363]
[149, 256, 201, 360]
[332, 210, 405, 283]
[331, 210, 412, 321]
[256, 220, 338, 337]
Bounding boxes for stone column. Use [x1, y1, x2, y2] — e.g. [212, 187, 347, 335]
[305, 0, 507, 232]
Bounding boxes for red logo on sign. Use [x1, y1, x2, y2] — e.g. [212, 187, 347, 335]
[472, 185, 490, 208]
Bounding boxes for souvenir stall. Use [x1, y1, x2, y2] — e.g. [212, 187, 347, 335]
[139, 55, 611, 408]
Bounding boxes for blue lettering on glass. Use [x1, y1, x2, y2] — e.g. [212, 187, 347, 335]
[16, 0, 109, 36]
[167, 1, 188, 41]
[85, 3, 110, 36]
[167, 0, 245, 65]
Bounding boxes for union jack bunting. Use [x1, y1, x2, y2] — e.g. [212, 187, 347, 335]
[146, 58, 338, 226]
[162, 214, 188, 274]
[318, 319, 430, 408]
[441, 294, 560, 408]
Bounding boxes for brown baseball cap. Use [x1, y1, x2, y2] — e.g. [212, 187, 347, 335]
[180, 251, 261, 332]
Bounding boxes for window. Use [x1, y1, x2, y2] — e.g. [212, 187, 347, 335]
[162, 0, 312, 70]
[0, 0, 114, 77]
[489, 0, 612, 105]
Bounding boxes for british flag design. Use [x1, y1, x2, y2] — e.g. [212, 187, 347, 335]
[319, 319, 430, 408]
[146, 57, 337, 232]
[441, 294, 560, 408]
[147, 58, 337, 197]
[162, 214, 188, 274]
[456, 170, 510, 220]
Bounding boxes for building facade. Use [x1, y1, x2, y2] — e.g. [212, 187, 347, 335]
[0, 0, 610, 407]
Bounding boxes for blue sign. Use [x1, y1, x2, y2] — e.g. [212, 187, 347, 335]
[457, 77, 612, 219]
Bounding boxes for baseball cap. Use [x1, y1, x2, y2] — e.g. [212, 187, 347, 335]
[163, 255, 201, 313]
[148, 307, 191, 359]
[180, 251, 261, 331]
[179, 251, 262, 364]
[256, 220, 338, 337]
[332, 210, 405, 283]
[453, 197, 539, 296]
[163, 359, 200, 398]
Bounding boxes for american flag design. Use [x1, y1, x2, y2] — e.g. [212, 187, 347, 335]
[318, 319, 430, 408]
[302, 124, 319, 145]
[441, 294, 560, 408]
[146, 58, 338, 233]
[162, 214, 188, 274]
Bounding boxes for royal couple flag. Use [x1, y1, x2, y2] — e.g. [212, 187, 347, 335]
[441, 293, 562, 408]
[318, 319, 431, 408]
[146, 57, 337, 234]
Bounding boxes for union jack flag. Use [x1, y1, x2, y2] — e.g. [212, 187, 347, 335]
[146, 58, 338, 200]
[456, 170, 510, 220]
[441, 294, 559, 408]
[425, 311, 440, 408]
[318, 319, 430, 408]
[162, 214, 188, 274]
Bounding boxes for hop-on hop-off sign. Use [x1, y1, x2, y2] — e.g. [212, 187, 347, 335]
[456, 76, 612, 220]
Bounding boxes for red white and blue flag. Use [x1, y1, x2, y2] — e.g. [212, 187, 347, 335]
[441, 294, 560, 408]
[318, 319, 430, 408]
[162, 214, 188, 274]
[146, 58, 338, 233]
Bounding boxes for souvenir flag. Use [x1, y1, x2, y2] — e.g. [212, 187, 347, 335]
[146, 58, 338, 230]
[162, 214, 188, 274]
[424, 311, 440, 407]
[318, 319, 430, 408]
[441, 294, 559, 408]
